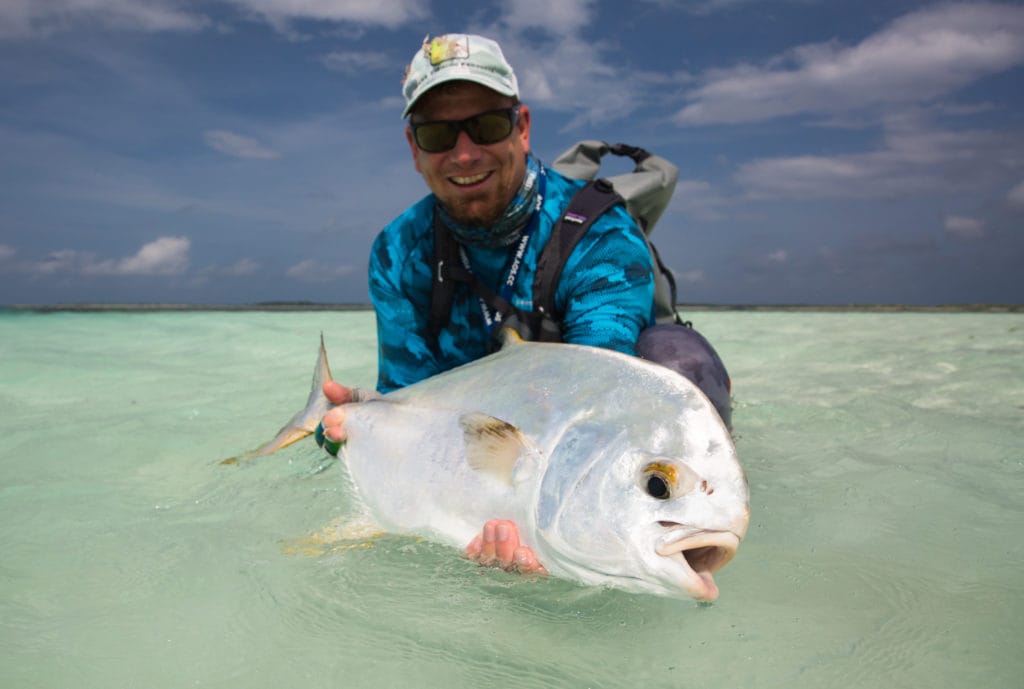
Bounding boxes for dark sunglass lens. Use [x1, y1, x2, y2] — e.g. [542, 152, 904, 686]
[414, 122, 458, 153]
[467, 111, 514, 145]
[413, 109, 517, 152]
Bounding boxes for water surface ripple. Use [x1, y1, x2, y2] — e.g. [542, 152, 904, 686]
[1, 310, 1020, 688]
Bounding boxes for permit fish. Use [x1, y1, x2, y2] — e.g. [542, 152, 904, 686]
[242, 332, 750, 602]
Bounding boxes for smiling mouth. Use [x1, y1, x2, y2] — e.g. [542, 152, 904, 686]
[656, 529, 740, 602]
[450, 171, 491, 186]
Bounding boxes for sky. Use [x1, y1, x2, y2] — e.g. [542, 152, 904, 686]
[1, 0, 1022, 306]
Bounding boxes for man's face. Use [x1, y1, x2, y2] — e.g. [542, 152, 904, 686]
[406, 81, 531, 228]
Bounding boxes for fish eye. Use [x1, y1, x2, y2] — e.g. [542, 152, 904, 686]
[646, 474, 671, 500]
[640, 461, 678, 500]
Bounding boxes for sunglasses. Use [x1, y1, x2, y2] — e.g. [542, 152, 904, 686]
[410, 107, 521, 153]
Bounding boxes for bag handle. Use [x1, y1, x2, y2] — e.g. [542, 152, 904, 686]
[551, 141, 679, 233]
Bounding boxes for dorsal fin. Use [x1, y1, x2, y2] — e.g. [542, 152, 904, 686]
[498, 327, 525, 350]
[459, 412, 531, 485]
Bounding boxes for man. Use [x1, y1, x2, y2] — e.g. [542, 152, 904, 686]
[319, 34, 656, 573]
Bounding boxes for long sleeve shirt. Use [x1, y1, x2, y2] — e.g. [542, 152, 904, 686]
[369, 164, 655, 393]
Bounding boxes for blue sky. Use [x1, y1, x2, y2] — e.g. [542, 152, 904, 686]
[1, 0, 1022, 306]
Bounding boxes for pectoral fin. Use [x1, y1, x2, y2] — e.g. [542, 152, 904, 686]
[460, 412, 537, 486]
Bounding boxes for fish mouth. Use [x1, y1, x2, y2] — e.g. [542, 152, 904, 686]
[655, 528, 740, 602]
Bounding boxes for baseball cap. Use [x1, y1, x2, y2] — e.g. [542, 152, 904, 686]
[401, 34, 519, 118]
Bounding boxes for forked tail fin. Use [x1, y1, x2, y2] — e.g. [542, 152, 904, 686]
[221, 334, 334, 465]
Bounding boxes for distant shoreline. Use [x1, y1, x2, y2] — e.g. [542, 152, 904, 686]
[4, 302, 1022, 313]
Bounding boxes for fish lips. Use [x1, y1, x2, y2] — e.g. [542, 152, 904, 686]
[655, 530, 741, 602]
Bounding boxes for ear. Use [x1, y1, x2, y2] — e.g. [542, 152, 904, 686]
[405, 125, 422, 173]
[516, 104, 531, 152]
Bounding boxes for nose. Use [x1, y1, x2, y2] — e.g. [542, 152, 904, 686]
[448, 129, 482, 162]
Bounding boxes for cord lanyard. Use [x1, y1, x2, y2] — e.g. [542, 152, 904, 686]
[459, 170, 546, 330]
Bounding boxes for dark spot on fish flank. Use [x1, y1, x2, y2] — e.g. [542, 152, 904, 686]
[475, 422, 516, 439]
[460, 415, 517, 439]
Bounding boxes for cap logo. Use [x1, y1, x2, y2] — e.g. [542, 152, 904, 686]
[402, 33, 518, 118]
[425, 35, 470, 66]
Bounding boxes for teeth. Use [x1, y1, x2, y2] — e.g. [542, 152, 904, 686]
[451, 172, 489, 185]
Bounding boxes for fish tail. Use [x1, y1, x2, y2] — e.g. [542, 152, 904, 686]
[220, 334, 335, 464]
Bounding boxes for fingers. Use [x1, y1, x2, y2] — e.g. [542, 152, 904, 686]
[323, 380, 354, 405]
[512, 546, 548, 575]
[465, 533, 483, 560]
[321, 382, 353, 445]
[466, 520, 506, 566]
[464, 519, 547, 575]
[317, 402, 347, 457]
[322, 406, 347, 443]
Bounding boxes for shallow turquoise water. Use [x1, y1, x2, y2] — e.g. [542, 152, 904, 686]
[1, 310, 1021, 688]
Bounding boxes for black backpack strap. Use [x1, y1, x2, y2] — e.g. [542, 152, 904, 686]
[429, 211, 533, 345]
[607, 142, 651, 166]
[429, 212, 462, 337]
[531, 179, 624, 341]
[648, 237, 683, 325]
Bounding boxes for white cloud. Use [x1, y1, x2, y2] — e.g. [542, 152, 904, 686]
[286, 259, 355, 283]
[734, 111, 1024, 200]
[738, 153, 897, 199]
[476, 3, 686, 128]
[225, 0, 425, 33]
[766, 250, 788, 263]
[0, 0, 211, 38]
[93, 236, 191, 275]
[0, 0, 424, 39]
[505, 34, 623, 122]
[676, 269, 706, 284]
[500, 0, 594, 34]
[641, 0, 760, 14]
[669, 179, 728, 221]
[222, 258, 260, 276]
[675, 2, 1024, 125]
[204, 130, 280, 160]
[319, 50, 392, 75]
[0, 244, 16, 261]
[29, 249, 84, 275]
[1008, 180, 1024, 208]
[12, 236, 192, 276]
[936, 101, 997, 117]
[944, 215, 986, 240]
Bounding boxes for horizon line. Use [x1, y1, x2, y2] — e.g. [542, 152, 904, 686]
[3, 302, 1022, 313]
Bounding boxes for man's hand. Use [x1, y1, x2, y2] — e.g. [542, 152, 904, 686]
[465, 519, 548, 575]
[320, 381, 353, 445]
[320, 388, 545, 576]
[315, 381, 355, 455]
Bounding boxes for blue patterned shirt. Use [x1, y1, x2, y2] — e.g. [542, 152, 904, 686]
[370, 164, 655, 393]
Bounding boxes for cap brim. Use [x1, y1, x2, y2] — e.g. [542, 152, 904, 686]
[402, 72, 518, 118]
